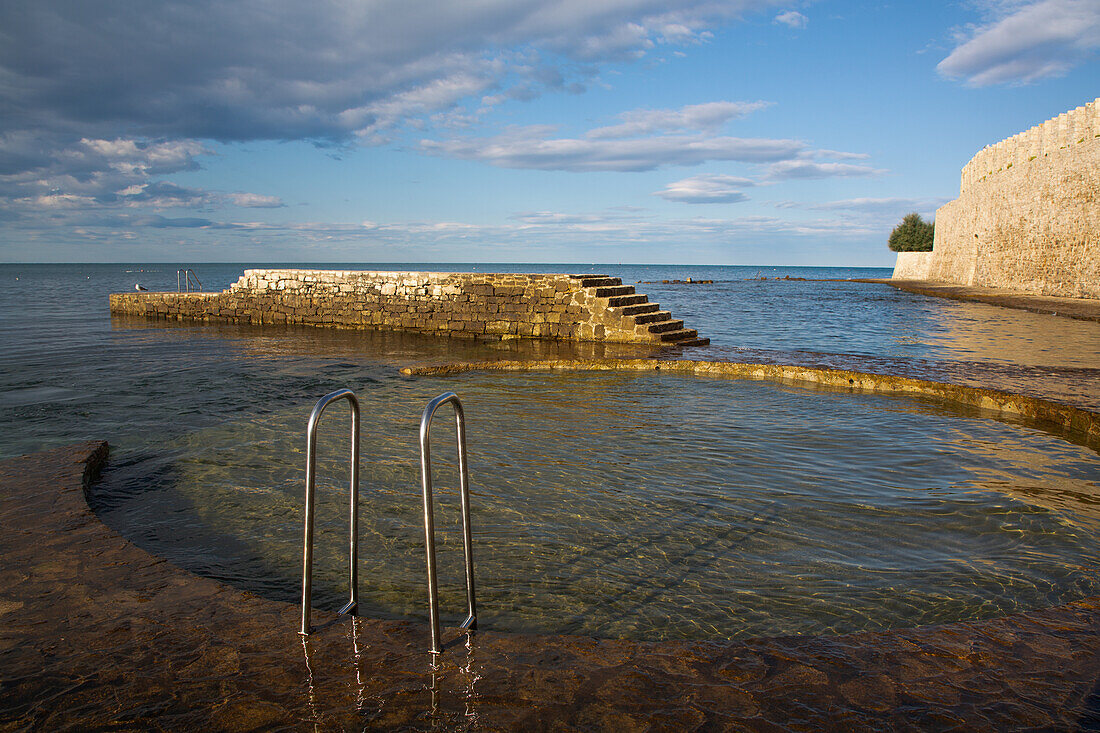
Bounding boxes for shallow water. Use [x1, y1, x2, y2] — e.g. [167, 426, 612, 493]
[1, 262, 1098, 641]
[94, 369, 1100, 641]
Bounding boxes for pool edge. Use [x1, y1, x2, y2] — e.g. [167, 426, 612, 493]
[402, 359, 1100, 451]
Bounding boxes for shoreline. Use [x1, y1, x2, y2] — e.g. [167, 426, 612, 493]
[855, 278, 1100, 322]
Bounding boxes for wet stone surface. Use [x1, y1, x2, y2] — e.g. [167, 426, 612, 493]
[2, 441, 1100, 730]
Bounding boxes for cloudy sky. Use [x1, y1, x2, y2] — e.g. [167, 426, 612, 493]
[1, 0, 1097, 265]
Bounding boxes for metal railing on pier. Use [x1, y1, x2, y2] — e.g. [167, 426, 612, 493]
[177, 268, 202, 292]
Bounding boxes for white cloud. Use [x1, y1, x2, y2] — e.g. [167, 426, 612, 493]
[586, 101, 770, 139]
[344, 71, 499, 139]
[0, 137, 282, 212]
[0, 1, 786, 146]
[774, 10, 808, 28]
[0, 1, 794, 239]
[44, 208, 875, 252]
[655, 174, 755, 203]
[227, 193, 285, 208]
[27, 194, 98, 209]
[420, 101, 801, 172]
[811, 149, 871, 161]
[765, 159, 886, 180]
[422, 110, 879, 177]
[423, 129, 804, 171]
[938, 0, 1100, 85]
[509, 210, 647, 225]
[0, 138, 208, 201]
[801, 197, 950, 213]
[774, 197, 950, 227]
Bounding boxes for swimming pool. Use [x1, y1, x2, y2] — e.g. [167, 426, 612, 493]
[92, 366, 1100, 641]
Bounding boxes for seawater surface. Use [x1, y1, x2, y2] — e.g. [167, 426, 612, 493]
[2, 262, 1099, 641]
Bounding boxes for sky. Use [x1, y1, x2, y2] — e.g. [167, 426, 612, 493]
[0, 0, 1097, 266]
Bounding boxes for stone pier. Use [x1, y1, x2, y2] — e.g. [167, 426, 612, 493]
[109, 269, 708, 346]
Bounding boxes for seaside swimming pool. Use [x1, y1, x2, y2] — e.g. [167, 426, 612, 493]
[2, 262, 1099, 642]
[92, 366, 1100, 641]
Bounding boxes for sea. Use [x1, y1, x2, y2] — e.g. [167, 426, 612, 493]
[2, 262, 1099, 640]
[3, 262, 1098, 462]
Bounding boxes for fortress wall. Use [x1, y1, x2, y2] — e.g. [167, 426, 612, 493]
[959, 101, 1100, 193]
[915, 99, 1100, 298]
[923, 197, 977, 285]
[891, 252, 934, 280]
[109, 269, 706, 345]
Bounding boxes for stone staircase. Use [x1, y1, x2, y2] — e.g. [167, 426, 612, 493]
[570, 275, 710, 346]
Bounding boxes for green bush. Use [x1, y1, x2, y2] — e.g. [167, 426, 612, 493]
[888, 212, 934, 252]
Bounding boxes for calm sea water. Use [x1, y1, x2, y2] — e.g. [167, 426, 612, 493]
[3, 262, 1098, 460]
[2, 262, 1099, 640]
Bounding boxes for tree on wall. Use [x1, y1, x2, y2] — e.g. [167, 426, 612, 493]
[888, 213, 935, 252]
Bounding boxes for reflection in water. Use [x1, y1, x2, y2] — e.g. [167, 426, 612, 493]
[299, 617, 480, 726]
[351, 617, 368, 715]
[429, 653, 440, 719]
[460, 634, 481, 726]
[911, 297, 1099, 368]
[947, 433, 1100, 524]
[427, 632, 481, 723]
[300, 635, 321, 729]
[110, 314, 662, 366]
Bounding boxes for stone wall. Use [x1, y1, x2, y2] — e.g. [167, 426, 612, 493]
[109, 269, 707, 345]
[894, 98, 1099, 298]
[891, 252, 933, 280]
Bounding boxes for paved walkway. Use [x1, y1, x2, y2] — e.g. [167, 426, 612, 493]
[3, 440, 1100, 730]
[857, 279, 1100, 322]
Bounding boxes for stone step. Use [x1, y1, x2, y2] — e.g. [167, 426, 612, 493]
[619, 302, 659, 316]
[632, 310, 671, 324]
[678, 337, 711, 347]
[593, 285, 635, 297]
[657, 328, 698, 342]
[607, 294, 648, 307]
[579, 276, 621, 288]
[648, 319, 684, 334]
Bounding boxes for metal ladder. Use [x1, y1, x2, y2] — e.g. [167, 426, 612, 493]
[419, 392, 477, 654]
[176, 268, 203, 292]
[298, 389, 477, 654]
[299, 389, 360, 636]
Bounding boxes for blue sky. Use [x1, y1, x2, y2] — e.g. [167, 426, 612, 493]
[1, 0, 1097, 265]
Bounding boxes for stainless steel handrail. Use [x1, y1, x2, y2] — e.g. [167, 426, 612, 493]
[176, 268, 203, 292]
[419, 392, 477, 654]
[300, 388, 361, 635]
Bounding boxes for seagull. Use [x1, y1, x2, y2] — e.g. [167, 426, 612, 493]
[135, 283, 148, 291]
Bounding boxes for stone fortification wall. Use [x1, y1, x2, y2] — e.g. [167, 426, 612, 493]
[109, 269, 707, 345]
[891, 252, 933, 280]
[895, 98, 1099, 298]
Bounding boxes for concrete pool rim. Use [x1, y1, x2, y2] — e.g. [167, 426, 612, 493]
[402, 358, 1100, 452]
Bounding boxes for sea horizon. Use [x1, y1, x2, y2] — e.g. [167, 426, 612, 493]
[1, 261, 894, 270]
